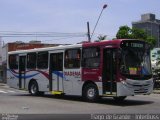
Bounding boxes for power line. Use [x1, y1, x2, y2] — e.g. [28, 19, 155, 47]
[0, 31, 88, 44]
[42, 36, 87, 42]
[0, 31, 112, 39]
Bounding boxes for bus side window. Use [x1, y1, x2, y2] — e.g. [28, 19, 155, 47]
[65, 49, 81, 68]
[27, 52, 37, 69]
[9, 54, 18, 69]
[37, 52, 48, 69]
[82, 47, 100, 68]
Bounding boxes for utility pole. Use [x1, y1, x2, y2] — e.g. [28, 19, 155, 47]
[87, 22, 91, 42]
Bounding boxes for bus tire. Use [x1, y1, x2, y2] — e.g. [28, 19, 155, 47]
[83, 83, 99, 102]
[113, 96, 126, 101]
[29, 81, 40, 96]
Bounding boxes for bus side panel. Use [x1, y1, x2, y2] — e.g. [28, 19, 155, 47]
[63, 69, 82, 95]
[82, 68, 101, 82]
[7, 69, 19, 89]
[25, 69, 50, 92]
[93, 82, 103, 96]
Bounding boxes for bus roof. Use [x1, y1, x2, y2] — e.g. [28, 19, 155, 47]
[8, 44, 82, 54]
[8, 39, 143, 54]
[82, 39, 123, 47]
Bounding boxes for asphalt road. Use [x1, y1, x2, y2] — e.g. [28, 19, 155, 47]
[0, 84, 160, 114]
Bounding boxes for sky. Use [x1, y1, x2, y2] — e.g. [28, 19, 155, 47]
[0, 0, 160, 44]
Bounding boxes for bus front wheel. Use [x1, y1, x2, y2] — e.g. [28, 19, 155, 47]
[83, 83, 99, 102]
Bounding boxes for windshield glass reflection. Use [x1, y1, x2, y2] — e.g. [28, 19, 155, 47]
[120, 48, 152, 77]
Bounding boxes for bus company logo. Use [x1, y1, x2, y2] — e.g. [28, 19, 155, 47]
[64, 71, 81, 76]
[84, 71, 97, 75]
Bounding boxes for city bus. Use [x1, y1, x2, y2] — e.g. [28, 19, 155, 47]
[7, 39, 153, 102]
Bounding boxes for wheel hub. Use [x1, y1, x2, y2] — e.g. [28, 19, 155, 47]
[31, 84, 37, 94]
[87, 88, 95, 98]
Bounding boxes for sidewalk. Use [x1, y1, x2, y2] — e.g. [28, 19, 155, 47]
[0, 82, 6, 86]
[153, 89, 160, 94]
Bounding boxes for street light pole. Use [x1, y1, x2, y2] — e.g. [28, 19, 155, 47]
[90, 4, 107, 40]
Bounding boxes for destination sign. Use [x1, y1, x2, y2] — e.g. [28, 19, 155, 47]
[126, 43, 144, 48]
[121, 40, 145, 49]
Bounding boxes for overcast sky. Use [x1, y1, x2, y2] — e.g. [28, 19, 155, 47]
[0, 0, 160, 44]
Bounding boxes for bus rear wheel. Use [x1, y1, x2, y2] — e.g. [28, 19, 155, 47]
[29, 81, 42, 96]
[83, 83, 99, 102]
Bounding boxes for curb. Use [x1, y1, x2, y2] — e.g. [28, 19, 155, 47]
[153, 89, 160, 94]
[0, 83, 6, 86]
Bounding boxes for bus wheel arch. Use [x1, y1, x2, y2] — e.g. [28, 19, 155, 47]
[82, 81, 99, 102]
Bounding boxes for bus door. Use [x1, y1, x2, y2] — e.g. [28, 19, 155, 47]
[102, 48, 117, 95]
[49, 52, 63, 93]
[19, 55, 26, 89]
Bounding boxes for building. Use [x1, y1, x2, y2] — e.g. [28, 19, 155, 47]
[1, 41, 61, 83]
[132, 13, 160, 47]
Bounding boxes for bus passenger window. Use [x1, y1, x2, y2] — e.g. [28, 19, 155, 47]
[82, 47, 100, 68]
[27, 52, 37, 69]
[9, 54, 18, 69]
[37, 52, 48, 69]
[65, 49, 81, 68]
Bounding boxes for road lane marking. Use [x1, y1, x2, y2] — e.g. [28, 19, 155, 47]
[0, 90, 8, 93]
[6, 90, 16, 93]
[0, 89, 28, 94]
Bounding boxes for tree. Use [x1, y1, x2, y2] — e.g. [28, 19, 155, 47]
[116, 26, 132, 39]
[97, 35, 107, 41]
[116, 25, 156, 47]
[131, 27, 147, 40]
[147, 36, 156, 47]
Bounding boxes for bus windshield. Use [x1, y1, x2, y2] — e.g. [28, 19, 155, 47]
[120, 47, 152, 79]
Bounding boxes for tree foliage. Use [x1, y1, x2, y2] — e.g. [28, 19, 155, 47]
[146, 36, 156, 46]
[131, 27, 147, 39]
[116, 25, 156, 47]
[116, 26, 132, 39]
[97, 35, 107, 41]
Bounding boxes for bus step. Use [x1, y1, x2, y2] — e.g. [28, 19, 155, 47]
[51, 91, 63, 95]
[19, 88, 27, 91]
[103, 92, 117, 96]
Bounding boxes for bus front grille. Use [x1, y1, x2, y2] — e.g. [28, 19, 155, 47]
[134, 88, 148, 93]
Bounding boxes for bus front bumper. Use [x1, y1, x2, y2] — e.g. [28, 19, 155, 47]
[117, 79, 154, 96]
